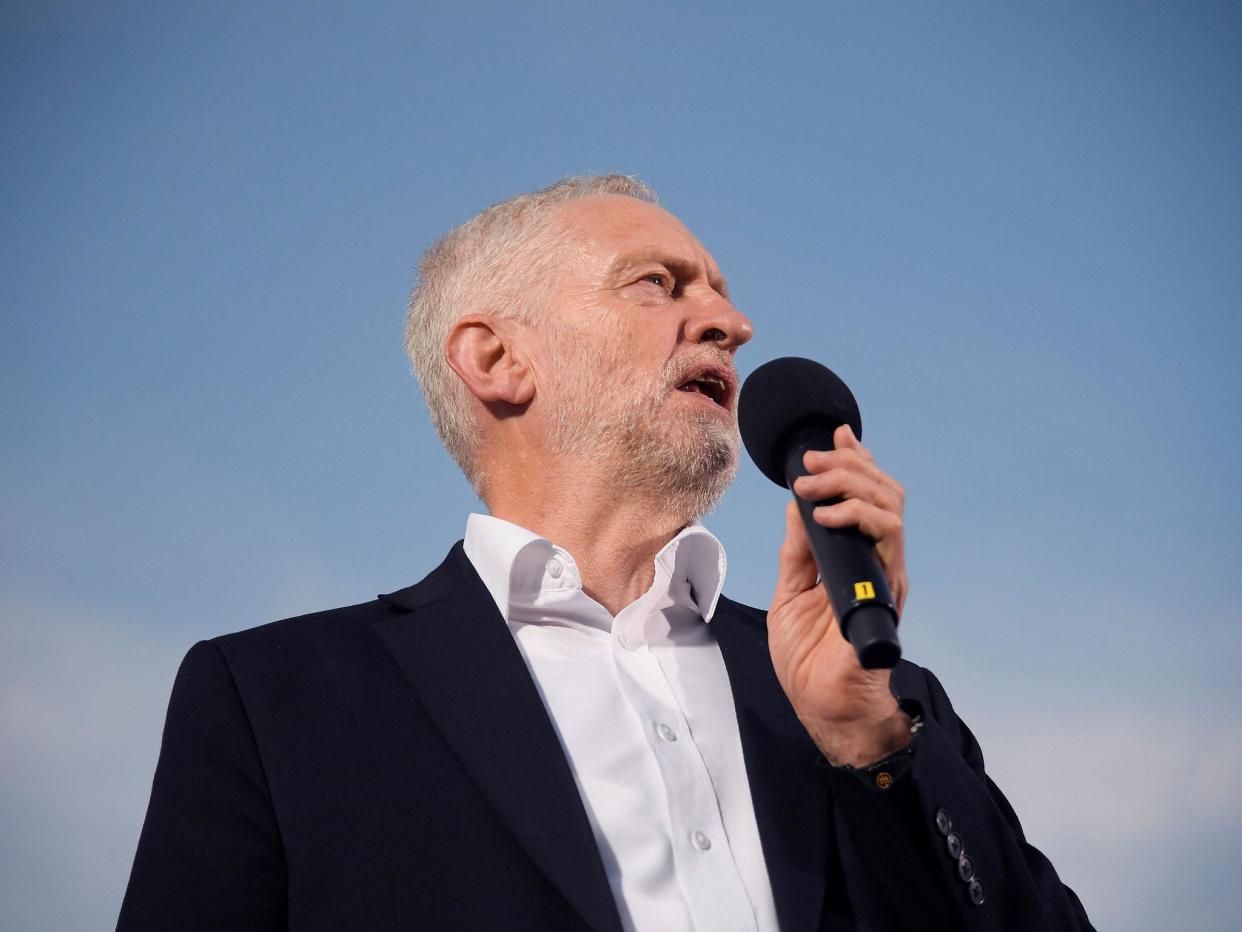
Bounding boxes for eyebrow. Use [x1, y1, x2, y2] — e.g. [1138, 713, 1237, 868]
[607, 247, 731, 299]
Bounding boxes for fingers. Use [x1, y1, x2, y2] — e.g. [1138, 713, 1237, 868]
[793, 426, 905, 510]
[807, 426, 903, 496]
[794, 468, 902, 513]
[834, 421, 868, 456]
[811, 497, 910, 615]
[811, 497, 903, 545]
[793, 425, 909, 615]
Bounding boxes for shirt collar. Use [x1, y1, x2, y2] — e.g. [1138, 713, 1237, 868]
[462, 512, 728, 623]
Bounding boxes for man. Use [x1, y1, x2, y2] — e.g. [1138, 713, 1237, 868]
[119, 175, 1094, 930]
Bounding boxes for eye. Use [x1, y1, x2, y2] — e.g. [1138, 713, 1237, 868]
[641, 272, 672, 290]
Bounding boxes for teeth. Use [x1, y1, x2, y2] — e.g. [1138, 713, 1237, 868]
[678, 370, 729, 404]
[694, 374, 725, 402]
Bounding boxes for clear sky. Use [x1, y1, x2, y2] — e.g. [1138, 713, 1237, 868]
[2, 1, 1240, 928]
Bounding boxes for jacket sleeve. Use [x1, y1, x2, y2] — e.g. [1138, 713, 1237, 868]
[823, 665, 1095, 932]
[117, 640, 287, 931]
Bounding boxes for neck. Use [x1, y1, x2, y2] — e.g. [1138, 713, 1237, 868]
[484, 456, 694, 616]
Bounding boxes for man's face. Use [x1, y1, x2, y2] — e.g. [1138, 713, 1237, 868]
[530, 194, 754, 517]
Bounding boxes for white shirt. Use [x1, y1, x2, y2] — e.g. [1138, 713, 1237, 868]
[463, 513, 781, 932]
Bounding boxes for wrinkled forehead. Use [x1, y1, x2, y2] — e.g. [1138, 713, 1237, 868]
[546, 194, 721, 278]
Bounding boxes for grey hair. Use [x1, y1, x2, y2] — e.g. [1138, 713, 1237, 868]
[404, 174, 659, 493]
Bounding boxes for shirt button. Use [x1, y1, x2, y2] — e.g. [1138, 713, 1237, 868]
[657, 723, 677, 742]
[546, 558, 563, 579]
[691, 831, 711, 851]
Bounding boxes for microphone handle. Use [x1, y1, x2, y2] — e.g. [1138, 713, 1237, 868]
[784, 439, 902, 670]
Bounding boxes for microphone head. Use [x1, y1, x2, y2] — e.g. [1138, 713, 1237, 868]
[738, 357, 862, 488]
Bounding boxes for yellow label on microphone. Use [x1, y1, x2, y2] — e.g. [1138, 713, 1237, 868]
[854, 581, 876, 600]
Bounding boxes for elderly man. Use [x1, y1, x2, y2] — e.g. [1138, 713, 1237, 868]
[119, 176, 1093, 931]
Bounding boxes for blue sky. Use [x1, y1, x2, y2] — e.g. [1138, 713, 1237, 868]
[2, 1, 1240, 928]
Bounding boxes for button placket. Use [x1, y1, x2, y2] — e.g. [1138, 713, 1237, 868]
[598, 559, 760, 932]
[496, 522, 768, 932]
[614, 628, 754, 930]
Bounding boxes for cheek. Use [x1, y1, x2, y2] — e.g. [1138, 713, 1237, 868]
[546, 312, 675, 391]
[623, 313, 681, 356]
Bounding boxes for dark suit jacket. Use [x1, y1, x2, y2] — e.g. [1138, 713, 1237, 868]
[119, 542, 1093, 931]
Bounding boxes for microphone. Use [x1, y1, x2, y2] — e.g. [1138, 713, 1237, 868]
[738, 357, 902, 670]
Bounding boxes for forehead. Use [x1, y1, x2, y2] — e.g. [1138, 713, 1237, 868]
[549, 194, 720, 276]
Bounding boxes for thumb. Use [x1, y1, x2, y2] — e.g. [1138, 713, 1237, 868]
[773, 500, 820, 605]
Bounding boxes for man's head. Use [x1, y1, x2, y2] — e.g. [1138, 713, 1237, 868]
[405, 175, 752, 520]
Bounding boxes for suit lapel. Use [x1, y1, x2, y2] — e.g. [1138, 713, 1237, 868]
[372, 544, 623, 932]
[712, 596, 834, 932]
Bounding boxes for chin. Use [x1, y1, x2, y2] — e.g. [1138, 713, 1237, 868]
[620, 419, 739, 519]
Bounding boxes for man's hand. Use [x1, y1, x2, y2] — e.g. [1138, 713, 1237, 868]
[766, 424, 913, 767]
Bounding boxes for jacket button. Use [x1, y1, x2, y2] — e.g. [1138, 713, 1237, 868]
[946, 832, 963, 859]
[957, 854, 975, 882]
[934, 808, 952, 835]
[968, 878, 985, 905]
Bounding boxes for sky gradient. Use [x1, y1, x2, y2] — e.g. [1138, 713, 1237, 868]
[3, 2, 1241, 928]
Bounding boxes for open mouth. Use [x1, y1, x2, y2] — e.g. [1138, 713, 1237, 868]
[675, 367, 733, 409]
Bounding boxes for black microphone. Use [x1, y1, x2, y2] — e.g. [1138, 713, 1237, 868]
[738, 357, 901, 670]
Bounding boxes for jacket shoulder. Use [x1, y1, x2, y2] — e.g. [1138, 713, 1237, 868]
[212, 595, 402, 654]
[202, 543, 474, 691]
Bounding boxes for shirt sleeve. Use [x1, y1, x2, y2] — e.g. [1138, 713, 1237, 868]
[824, 697, 922, 790]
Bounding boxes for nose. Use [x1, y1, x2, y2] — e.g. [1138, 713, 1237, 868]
[686, 291, 753, 352]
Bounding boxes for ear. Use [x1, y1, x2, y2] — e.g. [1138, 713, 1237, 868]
[444, 316, 536, 406]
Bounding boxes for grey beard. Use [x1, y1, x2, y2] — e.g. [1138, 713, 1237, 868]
[613, 412, 738, 521]
[547, 385, 739, 522]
